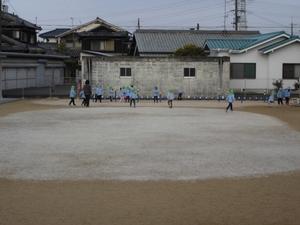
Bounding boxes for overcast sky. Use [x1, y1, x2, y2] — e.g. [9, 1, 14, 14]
[7, 0, 300, 34]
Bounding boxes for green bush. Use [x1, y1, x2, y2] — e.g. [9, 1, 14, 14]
[174, 44, 207, 57]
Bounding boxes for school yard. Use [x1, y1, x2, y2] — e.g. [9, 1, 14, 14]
[0, 99, 300, 225]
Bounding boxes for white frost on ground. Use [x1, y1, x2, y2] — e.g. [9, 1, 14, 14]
[0, 107, 300, 181]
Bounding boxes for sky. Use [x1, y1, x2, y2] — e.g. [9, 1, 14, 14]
[6, 0, 300, 35]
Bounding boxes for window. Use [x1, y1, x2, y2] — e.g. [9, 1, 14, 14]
[91, 40, 115, 51]
[230, 63, 256, 79]
[283, 64, 300, 79]
[30, 35, 36, 44]
[21, 32, 28, 42]
[12, 31, 20, 39]
[120, 68, 131, 77]
[184, 68, 196, 77]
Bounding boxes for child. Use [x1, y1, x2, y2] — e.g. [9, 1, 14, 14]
[109, 87, 114, 102]
[83, 80, 92, 107]
[167, 90, 175, 108]
[277, 88, 284, 105]
[226, 89, 235, 112]
[119, 87, 125, 103]
[152, 86, 160, 103]
[129, 85, 138, 108]
[68, 86, 76, 106]
[79, 89, 86, 106]
[284, 88, 291, 105]
[268, 90, 275, 104]
[94, 85, 103, 103]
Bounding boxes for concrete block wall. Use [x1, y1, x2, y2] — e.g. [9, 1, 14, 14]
[1, 58, 65, 90]
[85, 56, 230, 97]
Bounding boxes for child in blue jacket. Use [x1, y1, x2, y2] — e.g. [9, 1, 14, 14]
[69, 86, 76, 106]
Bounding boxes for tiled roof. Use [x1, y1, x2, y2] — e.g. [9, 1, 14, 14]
[57, 17, 126, 38]
[134, 29, 260, 53]
[3, 12, 41, 30]
[78, 31, 129, 38]
[1, 34, 44, 53]
[39, 29, 70, 38]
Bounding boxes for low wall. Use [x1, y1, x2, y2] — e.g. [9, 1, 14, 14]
[82, 56, 230, 97]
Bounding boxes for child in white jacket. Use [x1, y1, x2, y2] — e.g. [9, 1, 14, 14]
[167, 91, 175, 108]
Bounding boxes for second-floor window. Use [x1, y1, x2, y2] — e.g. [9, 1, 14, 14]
[12, 31, 20, 39]
[91, 40, 115, 51]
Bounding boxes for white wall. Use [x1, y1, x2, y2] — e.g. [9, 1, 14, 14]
[268, 43, 300, 88]
[229, 41, 300, 91]
[230, 49, 270, 90]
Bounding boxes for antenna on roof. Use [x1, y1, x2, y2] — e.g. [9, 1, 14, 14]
[70, 17, 74, 28]
[137, 18, 140, 30]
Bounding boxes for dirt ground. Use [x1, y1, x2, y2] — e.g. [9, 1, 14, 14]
[0, 100, 300, 225]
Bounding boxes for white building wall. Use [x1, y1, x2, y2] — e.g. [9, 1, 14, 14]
[230, 49, 270, 90]
[268, 43, 300, 88]
[229, 41, 300, 91]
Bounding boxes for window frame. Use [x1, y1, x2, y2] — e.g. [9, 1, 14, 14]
[230, 63, 256, 79]
[282, 63, 300, 79]
[120, 67, 132, 77]
[183, 68, 196, 78]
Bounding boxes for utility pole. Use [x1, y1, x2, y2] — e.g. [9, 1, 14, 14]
[70, 17, 75, 48]
[233, 0, 247, 31]
[291, 17, 294, 36]
[0, 0, 3, 100]
[223, 0, 227, 31]
[235, 0, 238, 31]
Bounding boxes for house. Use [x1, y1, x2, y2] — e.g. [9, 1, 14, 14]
[2, 11, 40, 47]
[39, 18, 132, 84]
[56, 17, 131, 56]
[0, 11, 68, 94]
[39, 28, 71, 43]
[133, 29, 260, 57]
[205, 31, 300, 92]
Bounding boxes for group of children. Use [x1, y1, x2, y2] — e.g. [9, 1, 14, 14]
[71, 82, 293, 111]
[267, 88, 291, 105]
[69, 84, 176, 108]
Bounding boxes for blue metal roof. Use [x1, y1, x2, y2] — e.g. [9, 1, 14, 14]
[259, 36, 300, 54]
[205, 31, 290, 51]
[241, 31, 289, 49]
[205, 39, 254, 50]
